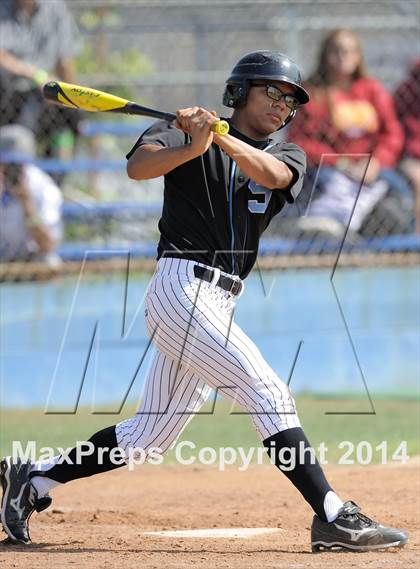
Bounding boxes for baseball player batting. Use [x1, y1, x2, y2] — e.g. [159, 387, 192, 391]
[0, 51, 408, 552]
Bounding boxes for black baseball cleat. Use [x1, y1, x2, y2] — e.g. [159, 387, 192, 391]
[311, 500, 408, 552]
[0, 457, 52, 544]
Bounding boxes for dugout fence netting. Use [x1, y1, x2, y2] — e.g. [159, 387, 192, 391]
[1, 0, 419, 281]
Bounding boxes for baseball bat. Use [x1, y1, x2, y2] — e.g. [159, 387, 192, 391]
[43, 81, 230, 135]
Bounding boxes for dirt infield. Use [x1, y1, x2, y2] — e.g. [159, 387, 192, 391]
[1, 462, 419, 568]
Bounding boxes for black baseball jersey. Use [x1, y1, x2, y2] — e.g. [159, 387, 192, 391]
[126, 119, 306, 279]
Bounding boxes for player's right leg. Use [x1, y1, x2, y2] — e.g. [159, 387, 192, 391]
[116, 349, 213, 457]
[0, 457, 52, 543]
[0, 424, 120, 544]
[0, 348, 211, 544]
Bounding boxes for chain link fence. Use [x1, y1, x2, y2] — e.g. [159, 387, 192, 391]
[0, 0, 419, 277]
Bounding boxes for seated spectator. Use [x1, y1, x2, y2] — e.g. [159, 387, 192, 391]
[394, 59, 420, 233]
[0, 125, 62, 264]
[0, 0, 81, 162]
[287, 28, 413, 237]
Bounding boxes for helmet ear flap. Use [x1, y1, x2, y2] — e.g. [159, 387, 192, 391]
[222, 81, 249, 108]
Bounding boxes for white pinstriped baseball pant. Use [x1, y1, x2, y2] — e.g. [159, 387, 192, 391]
[116, 257, 301, 455]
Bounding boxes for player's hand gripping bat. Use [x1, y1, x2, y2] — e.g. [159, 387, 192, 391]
[43, 81, 230, 135]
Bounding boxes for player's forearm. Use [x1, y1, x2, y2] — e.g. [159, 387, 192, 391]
[214, 134, 293, 189]
[127, 144, 197, 180]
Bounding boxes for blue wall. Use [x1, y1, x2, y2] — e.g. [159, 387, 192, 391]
[1, 266, 418, 408]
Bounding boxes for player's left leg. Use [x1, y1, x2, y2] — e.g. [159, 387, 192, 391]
[224, 320, 408, 551]
[218, 317, 342, 520]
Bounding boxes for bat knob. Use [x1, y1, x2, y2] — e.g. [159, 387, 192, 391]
[212, 120, 229, 136]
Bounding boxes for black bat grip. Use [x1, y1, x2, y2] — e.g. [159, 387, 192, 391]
[124, 103, 176, 123]
[157, 111, 177, 122]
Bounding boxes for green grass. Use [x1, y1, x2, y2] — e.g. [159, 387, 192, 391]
[1, 396, 418, 465]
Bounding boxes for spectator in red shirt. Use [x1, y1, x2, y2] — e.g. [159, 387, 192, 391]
[394, 59, 420, 232]
[287, 29, 412, 235]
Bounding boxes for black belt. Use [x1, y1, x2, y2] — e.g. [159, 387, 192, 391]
[193, 265, 243, 296]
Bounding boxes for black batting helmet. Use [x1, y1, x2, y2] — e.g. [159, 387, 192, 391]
[223, 50, 309, 127]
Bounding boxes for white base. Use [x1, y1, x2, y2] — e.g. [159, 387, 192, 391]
[144, 527, 281, 539]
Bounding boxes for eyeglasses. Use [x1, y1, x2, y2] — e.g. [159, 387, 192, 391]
[251, 83, 300, 110]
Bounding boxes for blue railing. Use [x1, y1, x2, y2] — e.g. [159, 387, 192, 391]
[56, 233, 420, 262]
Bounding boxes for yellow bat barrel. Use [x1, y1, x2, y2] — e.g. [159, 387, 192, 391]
[43, 81, 128, 112]
[43, 81, 230, 135]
